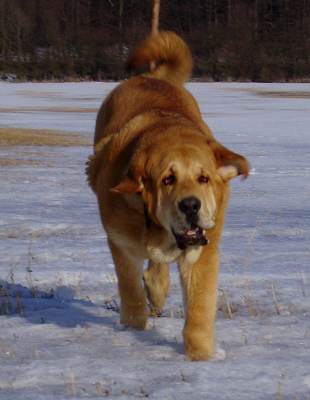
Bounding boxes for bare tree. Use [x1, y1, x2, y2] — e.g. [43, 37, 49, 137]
[0, 0, 7, 60]
[119, 0, 124, 55]
[151, 0, 160, 35]
[150, 0, 160, 72]
[1, 0, 309, 82]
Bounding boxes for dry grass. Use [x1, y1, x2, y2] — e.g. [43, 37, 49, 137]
[227, 87, 310, 99]
[218, 288, 239, 319]
[0, 127, 91, 147]
[0, 158, 42, 166]
[0, 107, 98, 113]
[255, 91, 310, 99]
[0, 284, 12, 315]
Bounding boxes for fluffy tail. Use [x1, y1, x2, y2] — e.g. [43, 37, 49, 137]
[126, 31, 193, 86]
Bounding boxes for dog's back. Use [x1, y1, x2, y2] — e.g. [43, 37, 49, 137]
[94, 31, 201, 146]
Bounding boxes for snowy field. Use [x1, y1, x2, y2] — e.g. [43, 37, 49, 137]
[0, 81, 310, 399]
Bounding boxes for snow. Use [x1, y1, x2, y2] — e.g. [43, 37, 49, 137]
[0, 81, 310, 399]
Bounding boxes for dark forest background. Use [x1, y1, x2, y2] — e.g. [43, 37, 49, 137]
[1, 0, 309, 82]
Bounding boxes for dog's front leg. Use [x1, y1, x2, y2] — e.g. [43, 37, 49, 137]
[178, 247, 219, 361]
[143, 260, 170, 316]
[109, 240, 148, 330]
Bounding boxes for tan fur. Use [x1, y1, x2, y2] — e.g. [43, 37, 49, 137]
[144, 260, 170, 316]
[86, 31, 249, 361]
[126, 31, 193, 85]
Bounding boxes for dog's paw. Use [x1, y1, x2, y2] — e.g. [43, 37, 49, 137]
[211, 345, 226, 361]
[184, 331, 214, 361]
[120, 307, 148, 330]
[184, 329, 226, 361]
[185, 345, 226, 362]
[121, 315, 148, 330]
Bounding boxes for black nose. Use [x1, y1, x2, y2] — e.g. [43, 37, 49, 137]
[178, 196, 201, 215]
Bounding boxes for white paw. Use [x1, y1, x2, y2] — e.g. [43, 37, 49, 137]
[212, 345, 226, 361]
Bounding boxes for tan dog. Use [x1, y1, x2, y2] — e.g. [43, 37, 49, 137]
[86, 31, 249, 361]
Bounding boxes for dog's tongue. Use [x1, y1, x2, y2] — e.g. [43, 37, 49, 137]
[184, 225, 202, 238]
[185, 228, 198, 237]
[174, 226, 209, 249]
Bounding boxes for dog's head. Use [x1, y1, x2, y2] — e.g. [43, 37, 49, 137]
[111, 127, 249, 250]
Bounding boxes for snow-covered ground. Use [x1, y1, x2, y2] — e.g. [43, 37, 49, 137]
[0, 81, 310, 399]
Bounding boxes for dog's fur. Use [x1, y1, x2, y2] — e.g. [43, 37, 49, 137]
[86, 31, 249, 361]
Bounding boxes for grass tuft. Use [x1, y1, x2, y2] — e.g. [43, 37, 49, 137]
[0, 127, 91, 147]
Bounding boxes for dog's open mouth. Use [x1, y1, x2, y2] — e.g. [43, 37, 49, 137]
[172, 224, 209, 250]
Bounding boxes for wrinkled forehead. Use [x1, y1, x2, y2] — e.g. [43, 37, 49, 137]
[148, 143, 216, 177]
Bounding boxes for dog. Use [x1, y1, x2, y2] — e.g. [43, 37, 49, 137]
[86, 31, 249, 361]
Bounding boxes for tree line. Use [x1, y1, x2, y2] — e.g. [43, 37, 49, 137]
[0, 0, 309, 81]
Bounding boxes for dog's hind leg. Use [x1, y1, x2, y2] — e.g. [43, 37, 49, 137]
[143, 260, 170, 316]
[109, 240, 148, 330]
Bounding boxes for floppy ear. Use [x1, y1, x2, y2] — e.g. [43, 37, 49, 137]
[110, 176, 143, 194]
[111, 151, 147, 194]
[210, 142, 250, 182]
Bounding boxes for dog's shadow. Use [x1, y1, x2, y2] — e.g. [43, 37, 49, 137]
[0, 280, 183, 355]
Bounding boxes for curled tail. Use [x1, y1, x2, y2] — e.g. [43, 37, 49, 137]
[126, 31, 193, 86]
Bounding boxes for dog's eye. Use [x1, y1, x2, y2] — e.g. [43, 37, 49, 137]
[162, 174, 176, 186]
[198, 175, 209, 184]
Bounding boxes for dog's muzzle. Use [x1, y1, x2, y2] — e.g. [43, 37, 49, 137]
[173, 196, 209, 249]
